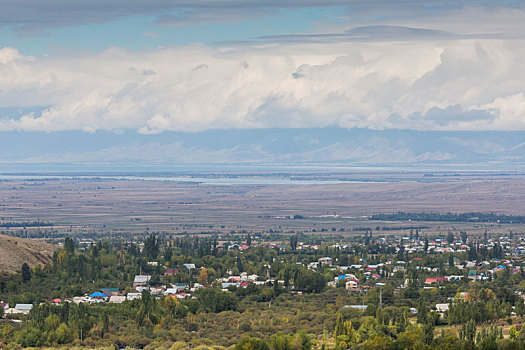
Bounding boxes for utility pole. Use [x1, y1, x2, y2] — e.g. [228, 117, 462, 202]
[376, 282, 385, 310]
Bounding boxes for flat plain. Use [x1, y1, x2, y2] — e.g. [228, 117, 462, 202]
[0, 171, 523, 237]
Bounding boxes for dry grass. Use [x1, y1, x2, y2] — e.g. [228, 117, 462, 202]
[0, 234, 56, 274]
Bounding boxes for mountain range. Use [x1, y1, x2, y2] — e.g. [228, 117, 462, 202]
[1, 128, 523, 171]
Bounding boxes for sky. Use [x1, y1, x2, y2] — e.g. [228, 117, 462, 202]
[0, 1, 524, 168]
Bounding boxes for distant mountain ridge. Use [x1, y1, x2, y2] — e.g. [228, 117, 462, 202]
[0, 128, 523, 170]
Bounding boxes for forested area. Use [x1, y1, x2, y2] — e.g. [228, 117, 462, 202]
[370, 212, 525, 224]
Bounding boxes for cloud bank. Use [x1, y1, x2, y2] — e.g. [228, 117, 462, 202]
[1, 30, 525, 133]
[1, 1, 522, 33]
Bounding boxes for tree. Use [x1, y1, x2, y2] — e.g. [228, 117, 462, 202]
[423, 322, 435, 345]
[462, 319, 476, 344]
[164, 247, 173, 262]
[21, 263, 31, 283]
[270, 332, 292, 350]
[515, 297, 525, 317]
[236, 256, 245, 272]
[294, 269, 325, 293]
[396, 325, 424, 349]
[447, 232, 455, 244]
[64, 237, 75, 255]
[417, 297, 429, 324]
[197, 288, 237, 313]
[461, 231, 468, 243]
[334, 313, 345, 338]
[467, 243, 478, 261]
[283, 268, 290, 289]
[357, 317, 378, 342]
[16, 326, 43, 347]
[292, 331, 312, 350]
[236, 336, 269, 350]
[290, 235, 298, 250]
[361, 334, 391, 350]
[334, 313, 358, 349]
[143, 236, 159, 260]
[509, 325, 518, 340]
[198, 268, 210, 285]
[55, 322, 74, 344]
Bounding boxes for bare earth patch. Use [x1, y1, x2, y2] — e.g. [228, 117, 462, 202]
[0, 234, 56, 274]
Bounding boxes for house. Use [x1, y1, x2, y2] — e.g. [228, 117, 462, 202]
[1, 301, 9, 311]
[424, 277, 447, 285]
[109, 295, 126, 304]
[73, 296, 88, 304]
[435, 303, 449, 314]
[101, 288, 121, 296]
[468, 270, 478, 281]
[8, 304, 33, 315]
[456, 292, 469, 302]
[318, 257, 332, 266]
[127, 293, 142, 301]
[222, 282, 239, 289]
[164, 269, 179, 276]
[445, 275, 462, 282]
[345, 279, 360, 290]
[465, 262, 476, 269]
[133, 275, 151, 288]
[191, 283, 204, 290]
[248, 274, 259, 281]
[343, 305, 367, 311]
[494, 265, 506, 272]
[163, 288, 179, 295]
[51, 298, 62, 305]
[307, 262, 318, 269]
[88, 292, 108, 303]
[150, 286, 166, 295]
[173, 283, 188, 290]
[176, 293, 192, 299]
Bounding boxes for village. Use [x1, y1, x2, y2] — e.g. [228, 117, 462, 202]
[2, 230, 523, 322]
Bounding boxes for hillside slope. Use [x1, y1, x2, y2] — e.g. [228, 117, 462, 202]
[0, 235, 56, 274]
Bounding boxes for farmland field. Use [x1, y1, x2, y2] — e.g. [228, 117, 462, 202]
[0, 171, 523, 237]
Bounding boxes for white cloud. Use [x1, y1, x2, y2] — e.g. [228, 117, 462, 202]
[1, 35, 525, 133]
